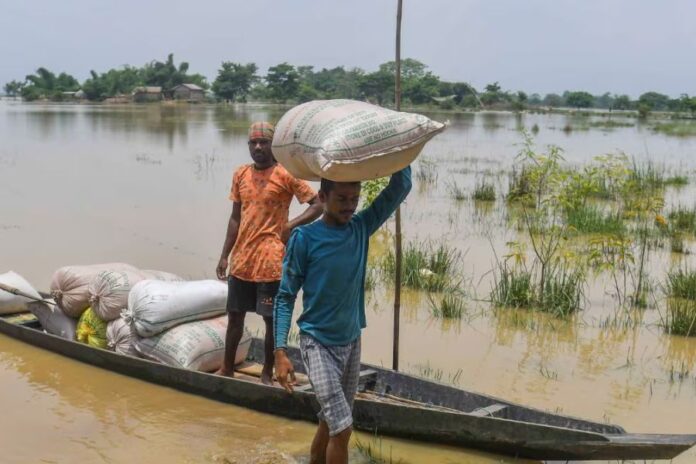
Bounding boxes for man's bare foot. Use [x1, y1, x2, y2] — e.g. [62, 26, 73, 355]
[215, 367, 235, 378]
[261, 366, 274, 386]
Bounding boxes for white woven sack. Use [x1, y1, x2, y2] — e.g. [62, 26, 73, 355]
[134, 316, 251, 372]
[27, 299, 77, 340]
[107, 317, 139, 357]
[0, 271, 42, 315]
[89, 269, 183, 322]
[125, 279, 227, 338]
[272, 99, 446, 181]
[50, 263, 138, 318]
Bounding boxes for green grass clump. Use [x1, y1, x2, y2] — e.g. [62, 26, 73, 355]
[507, 165, 534, 203]
[492, 264, 584, 317]
[668, 206, 696, 234]
[628, 160, 665, 190]
[588, 119, 634, 129]
[472, 180, 496, 201]
[381, 241, 460, 292]
[671, 233, 686, 254]
[565, 205, 625, 234]
[538, 267, 584, 317]
[447, 181, 467, 201]
[666, 268, 696, 300]
[428, 292, 466, 319]
[491, 265, 533, 308]
[354, 435, 400, 464]
[664, 298, 696, 337]
[664, 175, 689, 187]
[653, 122, 696, 137]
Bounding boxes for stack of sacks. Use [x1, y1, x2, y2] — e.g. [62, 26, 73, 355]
[0, 271, 42, 315]
[50, 263, 138, 318]
[48, 263, 182, 344]
[118, 279, 250, 372]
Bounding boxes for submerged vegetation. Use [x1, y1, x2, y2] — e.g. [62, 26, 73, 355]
[382, 241, 461, 292]
[428, 291, 466, 319]
[472, 179, 496, 201]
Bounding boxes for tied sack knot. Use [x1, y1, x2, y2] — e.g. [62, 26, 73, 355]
[121, 308, 134, 325]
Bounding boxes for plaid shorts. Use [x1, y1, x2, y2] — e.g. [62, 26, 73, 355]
[300, 334, 361, 436]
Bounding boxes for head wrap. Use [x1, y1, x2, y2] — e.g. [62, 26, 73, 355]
[248, 121, 275, 141]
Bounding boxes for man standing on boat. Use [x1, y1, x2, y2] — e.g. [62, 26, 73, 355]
[274, 166, 412, 464]
[215, 121, 322, 385]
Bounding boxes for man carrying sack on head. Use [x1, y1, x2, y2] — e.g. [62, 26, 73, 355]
[216, 121, 322, 384]
[274, 166, 412, 464]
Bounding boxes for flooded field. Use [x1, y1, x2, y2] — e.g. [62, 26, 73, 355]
[1, 100, 696, 463]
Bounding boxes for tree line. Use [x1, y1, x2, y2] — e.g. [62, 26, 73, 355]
[4, 54, 696, 115]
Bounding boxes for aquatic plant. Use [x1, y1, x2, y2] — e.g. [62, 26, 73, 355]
[491, 263, 533, 309]
[537, 266, 585, 316]
[664, 175, 689, 187]
[415, 157, 438, 185]
[666, 268, 696, 300]
[427, 292, 466, 319]
[353, 435, 400, 464]
[381, 241, 460, 292]
[627, 159, 665, 191]
[472, 179, 496, 202]
[664, 298, 696, 337]
[506, 165, 534, 203]
[564, 204, 625, 235]
[670, 232, 686, 254]
[588, 119, 634, 129]
[668, 206, 696, 234]
[653, 122, 696, 137]
[446, 180, 467, 201]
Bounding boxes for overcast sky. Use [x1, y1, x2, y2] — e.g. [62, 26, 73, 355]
[2, 0, 694, 97]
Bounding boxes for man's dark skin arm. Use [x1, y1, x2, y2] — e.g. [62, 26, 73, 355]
[216, 201, 241, 280]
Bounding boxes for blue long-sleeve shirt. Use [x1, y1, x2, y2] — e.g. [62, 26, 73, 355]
[274, 167, 412, 348]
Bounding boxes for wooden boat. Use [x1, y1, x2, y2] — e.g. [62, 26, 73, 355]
[1, 310, 695, 462]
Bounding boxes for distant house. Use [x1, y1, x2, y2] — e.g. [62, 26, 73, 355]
[132, 86, 163, 103]
[171, 83, 204, 102]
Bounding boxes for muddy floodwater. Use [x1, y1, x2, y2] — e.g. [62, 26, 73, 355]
[1, 101, 696, 463]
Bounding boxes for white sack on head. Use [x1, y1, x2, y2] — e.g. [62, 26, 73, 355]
[0, 271, 42, 315]
[50, 263, 138, 318]
[27, 299, 76, 340]
[125, 279, 228, 338]
[272, 99, 446, 182]
[89, 268, 183, 322]
[134, 316, 250, 372]
[106, 318, 138, 356]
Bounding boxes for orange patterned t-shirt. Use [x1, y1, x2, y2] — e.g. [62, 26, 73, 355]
[229, 163, 316, 282]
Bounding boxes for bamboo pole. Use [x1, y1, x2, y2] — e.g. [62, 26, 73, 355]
[392, 0, 403, 372]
